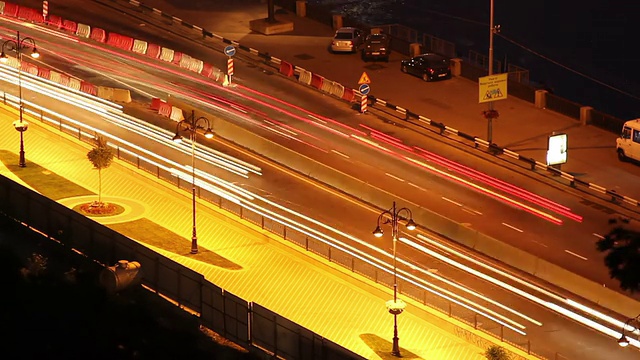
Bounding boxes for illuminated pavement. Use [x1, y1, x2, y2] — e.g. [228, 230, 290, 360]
[0, 107, 518, 359]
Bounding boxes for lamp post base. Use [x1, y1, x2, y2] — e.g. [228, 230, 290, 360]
[191, 236, 198, 254]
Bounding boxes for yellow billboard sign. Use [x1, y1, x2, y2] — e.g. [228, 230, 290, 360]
[479, 73, 508, 103]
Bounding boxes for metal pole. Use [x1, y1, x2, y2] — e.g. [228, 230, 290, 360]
[190, 127, 198, 254]
[391, 201, 400, 357]
[487, 0, 495, 144]
[17, 31, 26, 167]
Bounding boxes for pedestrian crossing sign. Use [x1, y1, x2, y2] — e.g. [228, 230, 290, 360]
[358, 72, 371, 84]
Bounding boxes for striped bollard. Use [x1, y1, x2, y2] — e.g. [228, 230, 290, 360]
[43, 0, 49, 20]
[227, 58, 234, 84]
[360, 94, 367, 113]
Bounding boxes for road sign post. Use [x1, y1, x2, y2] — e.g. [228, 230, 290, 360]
[358, 83, 370, 114]
[358, 73, 371, 114]
[43, 1, 48, 21]
[224, 45, 236, 86]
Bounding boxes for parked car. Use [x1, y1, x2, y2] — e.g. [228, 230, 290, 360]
[330, 27, 364, 53]
[400, 53, 452, 81]
[361, 33, 391, 62]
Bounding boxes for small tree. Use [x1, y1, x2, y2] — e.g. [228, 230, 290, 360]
[87, 136, 114, 205]
[596, 217, 640, 293]
[485, 345, 510, 360]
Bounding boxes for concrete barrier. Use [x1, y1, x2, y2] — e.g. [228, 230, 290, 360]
[68, 77, 81, 91]
[49, 70, 61, 83]
[146, 43, 161, 59]
[132, 39, 148, 54]
[90, 27, 106, 42]
[298, 69, 312, 85]
[47, 14, 63, 29]
[160, 47, 174, 62]
[97, 86, 115, 100]
[280, 61, 294, 77]
[169, 106, 184, 122]
[62, 20, 77, 33]
[2, 2, 17, 17]
[112, 88, 131, 103]
[320, 78, 333, 93]
[76, 23, 91, 38]
[330, 82, 345, 98]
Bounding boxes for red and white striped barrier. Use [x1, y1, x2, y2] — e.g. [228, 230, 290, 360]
[68, 77, 81, 91]
[42, 0, 48, 20]
[227, 58, 234, 76]
[62, 19, 77, 33]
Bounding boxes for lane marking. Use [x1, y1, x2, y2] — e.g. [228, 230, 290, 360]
[407, 182, 424, 190]
[308, 114, 326, 124]
[441, 196, 462, 207]
[461, 208, 479, 216]
[466, 208, 483, 215]
[592, 233, 604, 239]
[385, 173, 405, 182]
[331, 149, 350, 159]
[502, 223, 523, 233]
[531, 239, 548, 248]
[565, 250, 588, 261]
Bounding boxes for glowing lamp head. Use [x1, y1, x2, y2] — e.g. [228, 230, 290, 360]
[172, 134, 182, 143]
[30, 48, 40, 59]
[618, 334, 630, 347]
[204, 129, 214, 139]
[0, 52, 7, 63]
[405, 219, 416, 231]
[373, 226, 383, 238]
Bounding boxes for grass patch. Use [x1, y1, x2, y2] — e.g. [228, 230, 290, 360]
[359, 333, 423, 360]
[0, 150, 93, 200]
[108, 218, 242, 270]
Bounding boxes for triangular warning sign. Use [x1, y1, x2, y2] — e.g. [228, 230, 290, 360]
[358, 72, 371, 85]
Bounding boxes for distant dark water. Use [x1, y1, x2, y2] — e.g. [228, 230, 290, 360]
[310, 0, 640, 120]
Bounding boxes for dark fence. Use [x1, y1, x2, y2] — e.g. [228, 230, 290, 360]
[0, 175, 364, 360]
[545, 93, 582, 120]
[590, 108, 625, 133]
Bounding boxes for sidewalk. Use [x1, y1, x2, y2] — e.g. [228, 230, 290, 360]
[0, 107, 510, 359]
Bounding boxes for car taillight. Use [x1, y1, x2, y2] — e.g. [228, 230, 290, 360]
[428, 68, 434, 74]
[332, 41, 337, 45]
[347, 41, 353, 46]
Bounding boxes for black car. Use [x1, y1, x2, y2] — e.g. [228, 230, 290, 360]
[400, 53, 451, 81]
[361, 33, 390, 62]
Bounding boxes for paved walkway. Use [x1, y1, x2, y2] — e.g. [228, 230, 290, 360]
[0, 106, 523, 359]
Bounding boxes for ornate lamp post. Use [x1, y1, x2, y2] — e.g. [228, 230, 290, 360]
[373, 201, 416, 357]
[172, 110, 214, 254]
[0, 31, 40, 168]
[618, 314, 640, 347]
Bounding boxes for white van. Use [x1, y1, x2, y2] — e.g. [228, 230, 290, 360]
[616, 119, 640, 161]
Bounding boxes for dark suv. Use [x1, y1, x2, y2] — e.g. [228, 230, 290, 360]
[361, 33, 391, 62]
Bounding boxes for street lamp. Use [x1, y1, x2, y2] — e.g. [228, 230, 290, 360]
[618, 314, 640, 347]
[0, 31, 40, 168]
[373, 201, 416, 357]
[172, 110, 214, 254]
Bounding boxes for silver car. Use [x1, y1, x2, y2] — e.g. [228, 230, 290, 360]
[330, 27, 364, 53]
